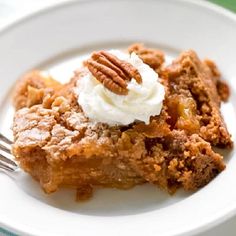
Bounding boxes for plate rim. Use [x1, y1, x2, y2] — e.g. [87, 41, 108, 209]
[1, 0, 236, 36]
[0, 0, 236, 235]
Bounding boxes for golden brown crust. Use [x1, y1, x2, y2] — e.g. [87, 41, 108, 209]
[13, 70, 62, 110]
[204, 59, 230, 102]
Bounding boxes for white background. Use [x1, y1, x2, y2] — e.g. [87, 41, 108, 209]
[0, 0, 235, 235]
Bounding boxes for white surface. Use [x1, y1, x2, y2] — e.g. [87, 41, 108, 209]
[0, 0, 236, 235]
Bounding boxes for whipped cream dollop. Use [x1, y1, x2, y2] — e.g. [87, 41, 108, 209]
[76, 50, 165, 126]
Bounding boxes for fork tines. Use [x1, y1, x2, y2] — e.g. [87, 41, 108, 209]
[0, 133, 18, 172]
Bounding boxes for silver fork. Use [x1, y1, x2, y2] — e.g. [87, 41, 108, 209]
[0, 133, 18, 172]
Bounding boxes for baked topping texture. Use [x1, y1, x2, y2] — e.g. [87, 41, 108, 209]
[12, 44, 233, 200]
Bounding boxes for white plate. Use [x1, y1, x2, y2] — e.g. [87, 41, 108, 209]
[0, 0, 236, 235]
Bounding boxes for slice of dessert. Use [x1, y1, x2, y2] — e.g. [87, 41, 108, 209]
[12, 44, 232, 200]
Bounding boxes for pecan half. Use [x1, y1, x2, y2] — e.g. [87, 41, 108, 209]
[85, 51, 142, 95]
